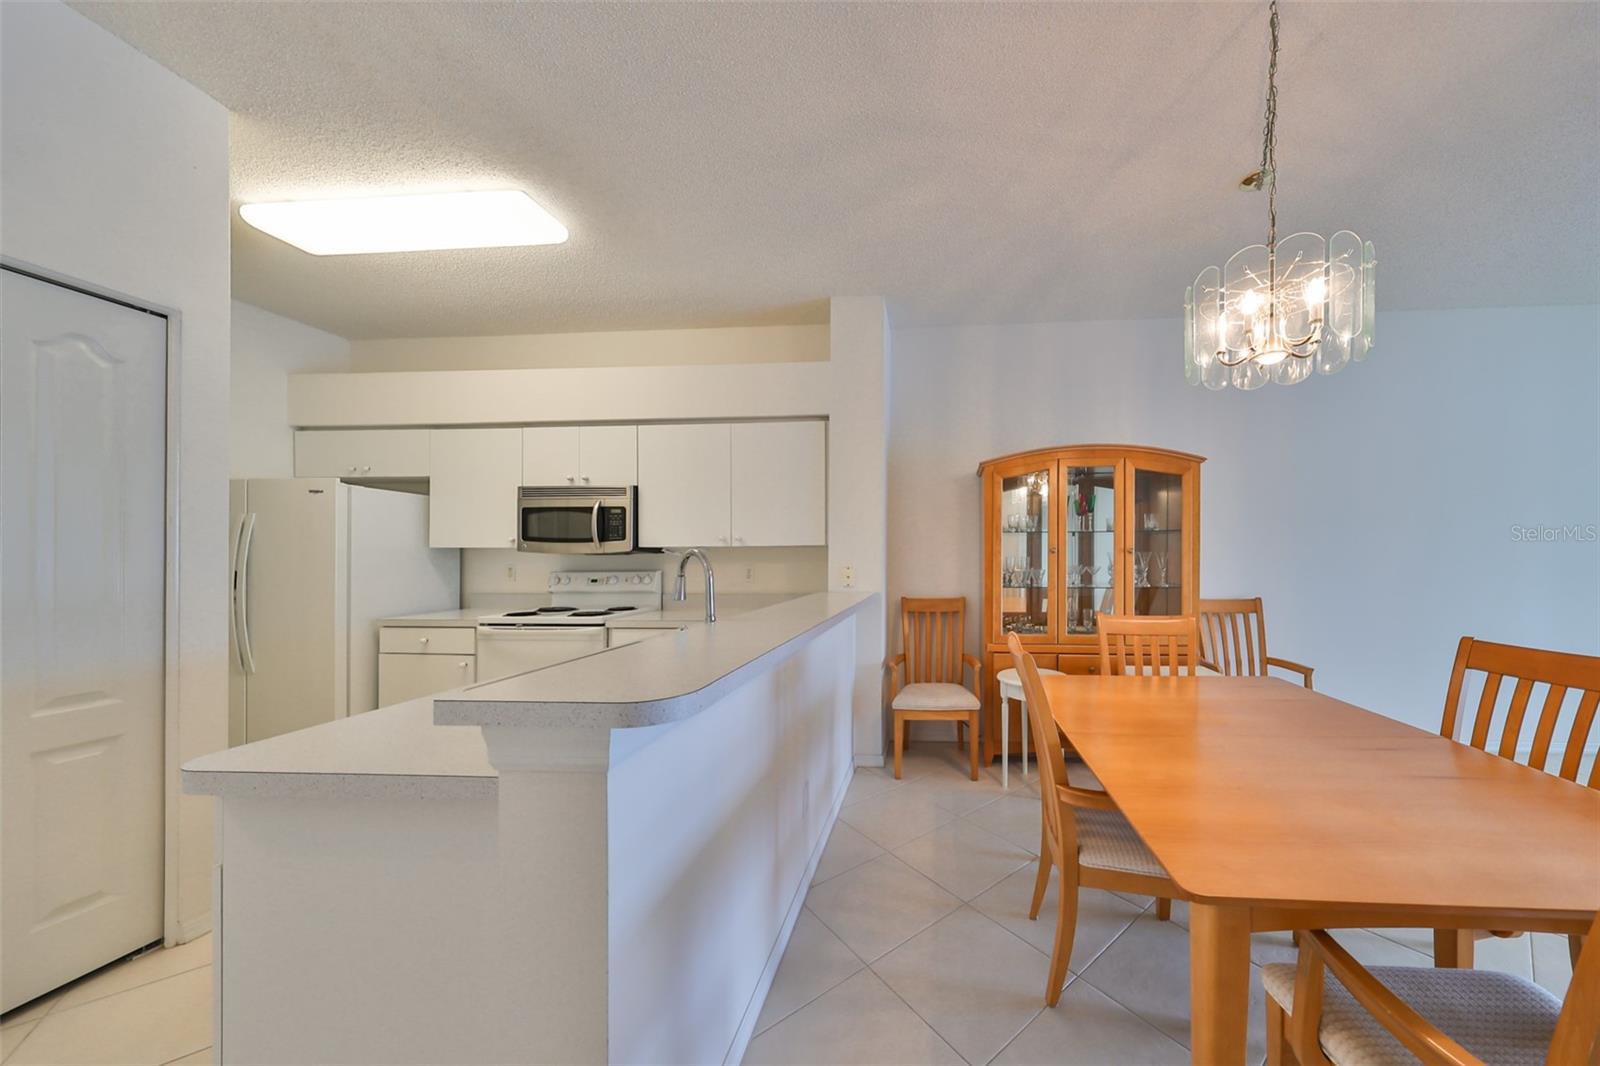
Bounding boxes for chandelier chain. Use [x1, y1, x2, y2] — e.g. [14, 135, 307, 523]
[1261, 0, 1280, 256]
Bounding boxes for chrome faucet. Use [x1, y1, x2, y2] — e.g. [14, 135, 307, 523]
[674, 548, 716, 623]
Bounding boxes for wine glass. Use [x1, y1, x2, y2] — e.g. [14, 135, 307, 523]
[1134, 551, 1151, 588]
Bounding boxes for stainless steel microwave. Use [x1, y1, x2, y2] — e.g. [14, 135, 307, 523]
[516, 485, 637, 554]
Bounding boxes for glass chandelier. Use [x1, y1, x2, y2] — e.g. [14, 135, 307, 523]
[1185, 0, 1375, 390]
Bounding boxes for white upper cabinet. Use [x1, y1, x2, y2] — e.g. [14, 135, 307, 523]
[638, 421, 826, 548]
[520, 425, 637, 487]
[637, 423, 732, 548]
[579, 425, 638, 485]
[732, 421, 826, 546]
[295, 429, 429, 478]
[428, 429, 523, 548]
[520, 427, 582, 486]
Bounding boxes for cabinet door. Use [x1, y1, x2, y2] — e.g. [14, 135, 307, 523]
[1123, 456, 1197, 617]
[637, 423, 731, 548]
[295, 429, 429, 478]
[521, 427, 581, 487]
[730, 421, 825, 546]
[988, 457, 1055, 645]
[579, 425, 637, 485]
[428, 429, 523, 548]
[377, 653, 475, 707]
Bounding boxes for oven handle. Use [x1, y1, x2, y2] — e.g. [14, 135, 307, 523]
[475, 625, 607, 637]
[590, 501, 602, 549]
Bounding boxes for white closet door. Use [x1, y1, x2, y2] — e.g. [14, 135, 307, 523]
[731, 421, 827, 546]
[636, 423, 731, 548]
[1, 270, 167, 1012]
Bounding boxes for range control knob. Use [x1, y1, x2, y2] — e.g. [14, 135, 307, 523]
[606, 575, 619, 585]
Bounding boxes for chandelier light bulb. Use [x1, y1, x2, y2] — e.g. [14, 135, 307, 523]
[1183, 0, 1376, 391]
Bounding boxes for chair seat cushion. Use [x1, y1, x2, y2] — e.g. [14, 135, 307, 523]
[1075, 807, 1168, 878]
[892, 682, 980, 712]
[1261, 960, 1561, 1066]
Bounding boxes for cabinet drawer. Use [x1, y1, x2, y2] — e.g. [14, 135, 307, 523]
[379, 626, 476, 655]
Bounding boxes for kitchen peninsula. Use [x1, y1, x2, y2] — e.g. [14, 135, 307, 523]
[184, 591, 876, 1065]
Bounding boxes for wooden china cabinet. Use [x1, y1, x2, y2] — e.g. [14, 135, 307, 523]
[976, 444, 1204, 762]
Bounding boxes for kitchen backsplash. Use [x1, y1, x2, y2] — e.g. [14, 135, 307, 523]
[462, 546, 828, 597]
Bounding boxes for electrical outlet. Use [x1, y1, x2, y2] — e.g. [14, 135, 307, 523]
[840, 564, 855, 589]
[744, 566, 754, 582]
[505, 565, 517, 582]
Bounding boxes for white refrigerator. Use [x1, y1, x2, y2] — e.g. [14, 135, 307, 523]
[228, 479, 460, 745]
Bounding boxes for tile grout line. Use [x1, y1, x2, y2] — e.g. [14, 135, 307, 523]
[37, 960, 212, 1021]
[748, 906, 869, 1040]
[159, 1043, 210, 1066]
[864, 905, 1046, 1066]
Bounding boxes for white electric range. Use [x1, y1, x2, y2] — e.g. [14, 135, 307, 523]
[474, 570, 664, 681]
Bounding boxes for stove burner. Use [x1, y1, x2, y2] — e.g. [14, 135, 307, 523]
[606, 605, 638, 613]
[502, 607, 579, 617]
[569, 610, 611, 618]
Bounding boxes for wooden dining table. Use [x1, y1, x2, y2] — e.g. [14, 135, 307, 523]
[1040, 674, 1600, 1065]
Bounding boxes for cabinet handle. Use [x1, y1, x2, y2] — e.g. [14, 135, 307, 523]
[420, 636, 430, 644]
[566, 476, 575, 483]
[458, 661, 469, 669]
[362, 465, 372, 473]
[581, 475, 590, 483]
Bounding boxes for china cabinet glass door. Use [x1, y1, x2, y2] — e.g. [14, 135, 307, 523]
[1128, 463, 1186, 616]
[1062, 464, 1116, 636]
[998, 466, 1051, 639]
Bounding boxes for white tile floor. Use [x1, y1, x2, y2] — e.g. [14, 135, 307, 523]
[747, 743, 1577, 1066]
[0, 743, 1576, 1066]
[0, 935, 211, 1065]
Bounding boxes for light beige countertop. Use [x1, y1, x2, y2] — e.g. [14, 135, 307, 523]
[435, 592, 874, 730]
[187, 591, 870, 799]
[183, 696, 495, 800]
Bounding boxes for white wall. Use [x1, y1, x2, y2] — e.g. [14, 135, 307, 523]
[888, 306, 1600, 739]
[232, 301, 350, 478]
[347, 323, 827, 372]
[1, 0, 231, 940]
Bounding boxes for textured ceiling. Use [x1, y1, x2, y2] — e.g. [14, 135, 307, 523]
[71, 1, 1600, 339]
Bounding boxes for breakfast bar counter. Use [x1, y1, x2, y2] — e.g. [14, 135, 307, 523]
[185, 591, 876, 1065]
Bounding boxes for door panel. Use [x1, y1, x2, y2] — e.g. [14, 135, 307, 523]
[730, 421, 825, 546]
[521, 426, 581, 486]
[241, 479, 343, 742]
[429, 429, 523, 548]
[636, 423, 731, 548]
[578, 425, 637, 485]
[377, 653, 475, 706]
[2, 269, 166, 1012]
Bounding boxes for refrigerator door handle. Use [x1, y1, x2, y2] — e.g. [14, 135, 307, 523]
[236, 511, 258, 675]
[230, 509, 249, 673]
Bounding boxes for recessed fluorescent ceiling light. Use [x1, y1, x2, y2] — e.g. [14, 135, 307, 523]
[238, 190, 568, 255]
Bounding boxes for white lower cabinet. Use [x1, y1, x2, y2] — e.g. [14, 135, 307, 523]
[378, 650, 476, 706]
[428, 429, 523, 548]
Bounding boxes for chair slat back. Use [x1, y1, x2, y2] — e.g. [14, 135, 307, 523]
[1440, 636, 1600, 788]
[901, 597, 967, 685]
[1008, 634, 1070, 851]
[1097, 616, 1202, 677]
[1196, 597, 1269, 677]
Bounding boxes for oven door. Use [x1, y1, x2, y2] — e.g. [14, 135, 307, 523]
[474, 625, 608, 683]
[516, 488, 636, 555]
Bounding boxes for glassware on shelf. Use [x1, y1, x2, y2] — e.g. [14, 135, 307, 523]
[1153, 552, 1169, 587]
[1142, 513, 1158, 531]
[1134, 551, 1152, 588]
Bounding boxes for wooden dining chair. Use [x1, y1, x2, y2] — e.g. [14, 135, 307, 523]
[1096, 616, 1203, 676]
[887, 597, 981, 781]
[1007, 634, 1182, 1005]
[1432, 636, 1600, 969]
[1263, 911, 1600, 1066]
[1197, 597, 1315, 688]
